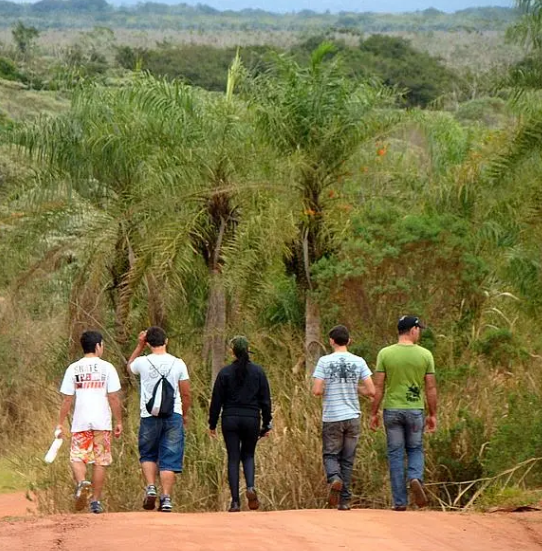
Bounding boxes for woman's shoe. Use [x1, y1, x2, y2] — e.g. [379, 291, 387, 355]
[246, 487, 260, 510]
[228, 500, 241, 512]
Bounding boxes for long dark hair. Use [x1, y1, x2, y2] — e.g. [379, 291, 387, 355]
[230, 336, 250, 386]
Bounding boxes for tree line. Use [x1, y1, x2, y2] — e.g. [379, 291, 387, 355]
[0, 2, 517, 32]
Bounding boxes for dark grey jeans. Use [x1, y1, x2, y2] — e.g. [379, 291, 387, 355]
[322, 417, 361, 503]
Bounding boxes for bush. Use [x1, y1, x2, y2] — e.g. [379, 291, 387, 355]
[484, 392, 542, 485]
[455, 97, 507, 127]
[0, 56, 26, 83]
[292, 35, 456, 107]
[472, 329, 528, 368]
[428, 411, 487, 505]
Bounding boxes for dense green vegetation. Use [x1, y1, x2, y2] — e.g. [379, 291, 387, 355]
[2, 1, 542, 514]
[112, 36, 455, 107]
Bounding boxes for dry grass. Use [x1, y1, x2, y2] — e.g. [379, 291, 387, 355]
[11, 334, 389, 514]
[0, 79, 69, 120]
[2, 275, 541, 513]
[0, 28, 521, 72]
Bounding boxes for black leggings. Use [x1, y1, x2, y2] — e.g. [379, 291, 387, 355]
[221, 415, 260, 502]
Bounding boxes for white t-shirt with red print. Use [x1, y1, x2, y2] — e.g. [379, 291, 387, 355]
[60, 357, 121, 433]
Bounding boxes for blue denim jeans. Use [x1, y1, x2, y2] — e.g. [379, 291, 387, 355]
[322, 417, 361, 504]
[138, 413, 185, 473]
[383, 409, 424, 507]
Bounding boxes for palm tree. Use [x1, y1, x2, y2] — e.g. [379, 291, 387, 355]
[495, 0, 542, 173]
[245, 42, 396, 369]
[13, 65, 268, 383]
[141, 56, 263, 382]
[12, 77, 200, 360]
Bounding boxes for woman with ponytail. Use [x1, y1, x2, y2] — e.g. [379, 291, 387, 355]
[208, 336, 272, 512]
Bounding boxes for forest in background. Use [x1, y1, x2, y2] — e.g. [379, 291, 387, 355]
[0, 2, 518, 32]
[2, 0, 542, 513]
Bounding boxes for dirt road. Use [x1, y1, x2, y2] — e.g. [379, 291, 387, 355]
[1, 493, 542, 551]
[0, 491, 35, 518]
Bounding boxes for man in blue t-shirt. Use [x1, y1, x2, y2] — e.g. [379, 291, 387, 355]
[312, 325, 375, 510]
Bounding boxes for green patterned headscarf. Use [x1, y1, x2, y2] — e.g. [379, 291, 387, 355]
[229, 335, 249, 358]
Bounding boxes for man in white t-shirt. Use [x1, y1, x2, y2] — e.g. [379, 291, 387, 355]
[128, 326, 191, 513]
[57, 330, 122, 514]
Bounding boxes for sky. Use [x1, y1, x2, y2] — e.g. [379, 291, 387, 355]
[110, 1, 514, 14]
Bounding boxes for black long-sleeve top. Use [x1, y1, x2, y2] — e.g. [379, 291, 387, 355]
[208, 361, 272, 431]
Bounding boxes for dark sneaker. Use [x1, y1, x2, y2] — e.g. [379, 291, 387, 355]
[328, 476, 343, 508]
[338, 502, 351, 511]
[410, 479, 428, 508]
[159, 495, 173, 512]
[392, 505, 407, 512]
[228, 500, 241, 512]
[143, 484, 158, 510]
[89, 500, 104, 514]
[74, 481, 92, 511]
[246, 487, 260, 511]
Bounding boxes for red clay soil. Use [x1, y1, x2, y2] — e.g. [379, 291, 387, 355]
[0, 491, 35, 518]
[1, 493, 542, 551]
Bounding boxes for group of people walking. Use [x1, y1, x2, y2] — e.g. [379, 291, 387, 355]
[56, 315, 437, 514]
[312, 317, 437, 511]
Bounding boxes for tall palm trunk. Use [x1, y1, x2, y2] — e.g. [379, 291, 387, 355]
[305, 294, 322, 372]
[203, 269, 227, 385]
[109, 224, 135, 371]
[145, 273, 167, 328]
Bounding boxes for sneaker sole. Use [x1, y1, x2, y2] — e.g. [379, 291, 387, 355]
[328, 479, 343, 508]
[74, 484, 92, 512]
[246, 489, 260, 511]
[410, 479, 428, 508]
[143, 495, 157, 510]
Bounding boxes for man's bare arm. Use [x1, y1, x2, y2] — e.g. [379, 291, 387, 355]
[108, 391, 123, 437]
[359, 376, 375, 399]
[370, 373, 385, 415]
[312, 378, 325, 397]
[179, 380, 191, 419]
[424, 374, 438, 433]
[57, 394, 74, 436]
[127, 331, 147, 374]
[369, 372, 386, 430]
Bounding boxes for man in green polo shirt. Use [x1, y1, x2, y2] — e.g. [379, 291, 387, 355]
[370, 316, 437, 511]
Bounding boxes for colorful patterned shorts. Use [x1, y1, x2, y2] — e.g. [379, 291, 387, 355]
[70, 430, 112, 466]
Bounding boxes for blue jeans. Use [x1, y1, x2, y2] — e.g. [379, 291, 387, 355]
[138, 413, 185, 473]
[383, 409, 424, 507]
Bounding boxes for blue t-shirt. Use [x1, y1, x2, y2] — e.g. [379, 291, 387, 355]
[312, 351, 372, 422]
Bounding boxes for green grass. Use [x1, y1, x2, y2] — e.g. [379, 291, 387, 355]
[0, 458, 27, 494]
[477, 486, 542, 511]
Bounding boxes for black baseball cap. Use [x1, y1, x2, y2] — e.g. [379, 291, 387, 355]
[397, 316, 425, 332]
